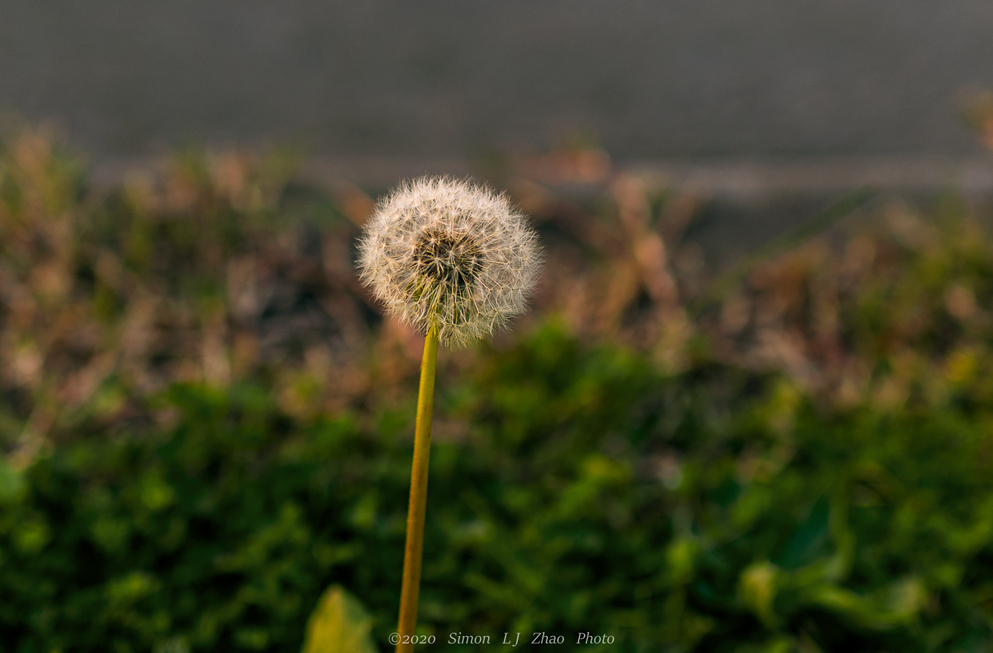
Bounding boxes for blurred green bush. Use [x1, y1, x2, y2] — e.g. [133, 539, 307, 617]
[3, 127, 993, 652]
[3, 320, 993, 651]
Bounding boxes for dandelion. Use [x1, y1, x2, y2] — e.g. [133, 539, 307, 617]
[356, 177, 541, 652]
[357, 176, 541, 348]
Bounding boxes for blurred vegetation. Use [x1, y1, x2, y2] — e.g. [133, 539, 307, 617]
[2, 126, 993, 652]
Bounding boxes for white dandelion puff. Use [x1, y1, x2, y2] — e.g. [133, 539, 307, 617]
[357, 176, 542, 348]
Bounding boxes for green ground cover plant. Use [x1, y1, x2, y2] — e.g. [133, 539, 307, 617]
[2, 127, 993, 651]
[5, 324, 993, 652]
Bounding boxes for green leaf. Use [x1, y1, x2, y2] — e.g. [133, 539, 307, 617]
[0, 456, 25, 504]
[300, 585, 377, 653]
[775, 495, 830, 570]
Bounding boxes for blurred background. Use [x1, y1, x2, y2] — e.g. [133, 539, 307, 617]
[6, 0, 993, 265]
[3, 0, 993, 159]
[4, 3, 993, 652]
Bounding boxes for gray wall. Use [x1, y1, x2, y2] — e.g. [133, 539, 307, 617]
[2, 0, 993, 160]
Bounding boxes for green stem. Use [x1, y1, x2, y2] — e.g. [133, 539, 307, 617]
[396, 327, 439, 652]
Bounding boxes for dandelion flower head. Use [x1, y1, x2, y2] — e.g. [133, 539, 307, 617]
[357, 176, 542, 348]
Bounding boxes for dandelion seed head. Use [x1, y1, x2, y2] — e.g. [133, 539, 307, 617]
[357, 176, 542, 347]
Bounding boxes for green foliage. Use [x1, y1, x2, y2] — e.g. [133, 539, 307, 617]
[1, 320, 993, 651]
[301, 585, 377, 653]
[5, 128, 993, 652]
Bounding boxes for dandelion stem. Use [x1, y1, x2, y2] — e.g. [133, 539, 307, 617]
[396, 326, 439, 652]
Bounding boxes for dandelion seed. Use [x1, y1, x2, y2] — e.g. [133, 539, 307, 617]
[357, 176, 542, 347]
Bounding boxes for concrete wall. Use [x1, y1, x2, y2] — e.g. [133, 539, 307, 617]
[3, 1, 993, 161]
